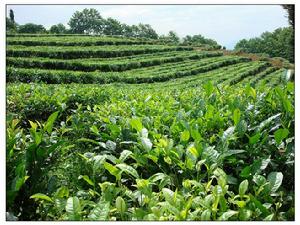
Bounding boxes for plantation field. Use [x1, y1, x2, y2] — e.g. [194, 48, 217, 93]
[6, 35, 294, 221]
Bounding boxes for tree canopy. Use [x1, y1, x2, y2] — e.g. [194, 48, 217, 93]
[68, 8, 103, 34]
[49, 23, 67, 34]
[234, 27, 294, 62]
[18, 23, 46, 33]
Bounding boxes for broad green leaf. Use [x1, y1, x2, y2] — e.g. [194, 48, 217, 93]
[90, 125, 99, 135]
[141, 137, 152, 151]
[55, 186, 69, 198]
[187, 144, 199, 158]
[66, 197, 81, 220]
[180, 130, 190, 142]
[116, 163, 139, 178]
[77, 138, 99, 145]
[191, 129, 202, 141]
[203, 81, 214, 96]
[93, 155, 106, 171]
[275, 87, 293, 113]
[256, 113, 281, 131]
[130, 117, 143, 132]
[253, 175, 266, 186]
[221, 149, 245, 158]
[44, 111, 59, 134]
[251, 158, 270, 174]
[105, 140, 116, 151]
[200, 209, 211, 221]
[140, 128, 148, 138]
[222, 126, 235, 142]
[14, 175, 29, 191]
[218, 210, 238, 221]
[239, 180, 248, 196]
[104, 162, 120, 180]
[29, 120, 37, 131]
[116, 196, 127, 214]
[264, 213, 274, 221]
[149, 173, 171, 189]
[267, 172, 283, 193]
[239, 209, 252, 220]
[78, 175, 94, 186]
[246, 85, 256, 99]
[249, 133, 261, 145]
[233, 108, 241, 126]
[30, 193, 53, 203]
[274, 128, 289, 145]
[34, 132, 42, 146]
[119, 150, 133, 162]
[162, 188, 175, 204]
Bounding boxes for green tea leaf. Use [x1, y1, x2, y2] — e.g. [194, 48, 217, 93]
[66, 197, 81, 220]
[274, 128, 289, 145]
[239, 180, 248, 196]
[233, 108, 241, 126]
[78, 175, 94, 187]
[141, 137, 152, 151]
[116, 196, 127, 214]
[116, 163, 139, 178]
[162, 188, 175, 204]
[181, 130, 190, 142]
[267, 172, 283, 193]
[90, 125, 99, 135]
[104, 162, 120, 180]
[88, 200, 110, 220]
[30, 193, 53, 203]
[119, 150, 133, 162]
[201, 209, 211, 220]
[218, 210, 238, 221]
[130, 117, 143, 132]
[44, 111, 59, 134]
[249, 133, 261, 145]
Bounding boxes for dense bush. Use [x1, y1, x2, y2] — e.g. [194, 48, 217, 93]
[234, 27, 294, 63]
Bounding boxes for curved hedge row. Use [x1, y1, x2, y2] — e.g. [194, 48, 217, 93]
[7, 52, 223, 72]
[7, 57, 249, 84]
[7, 46, 193, 59]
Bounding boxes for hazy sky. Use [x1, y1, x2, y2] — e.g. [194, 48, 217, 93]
[6, 5, 289, 49]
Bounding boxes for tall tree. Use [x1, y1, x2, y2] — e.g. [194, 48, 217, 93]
[9, 9, 15, 23]
[6, 17, 17, 33]
[282, 5, 294, 28]
[68, 8, 104, 34]
[167, 31, 180, 44]
[136, 23, 158, 39]
[103, 17, 123, 35]
[234, 27, 294, 62]
[18, 23, 46, 33]
[49, 23, 67, 34]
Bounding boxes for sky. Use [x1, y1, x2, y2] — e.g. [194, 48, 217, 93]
[6, 5, 289, 49]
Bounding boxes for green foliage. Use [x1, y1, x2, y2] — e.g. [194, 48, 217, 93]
[18, 23, 47, 34]
[234, 27, 294, 62]
[183, 34, 221, 49]
[6, 34, 294, 221]
[49, 23, 67, 34]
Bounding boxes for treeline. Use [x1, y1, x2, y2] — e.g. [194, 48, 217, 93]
[234, 27, 294, 63]
[6, 8, 222, 49]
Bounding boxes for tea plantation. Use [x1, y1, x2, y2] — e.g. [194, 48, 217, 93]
[6, 34, 294, 221]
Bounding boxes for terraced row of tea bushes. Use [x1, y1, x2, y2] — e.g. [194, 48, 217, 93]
[225, 62, 271, 85]
[7, 36, 163, 46]
[6, 82, 295, 220]
[7, 45, 193, 59]
[7, 51, 223, 72]
[7, 56, 248, 84]
[240, 68, 285, 87]
[256, 69, 286, 87]
[6, 61, 268, 122]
